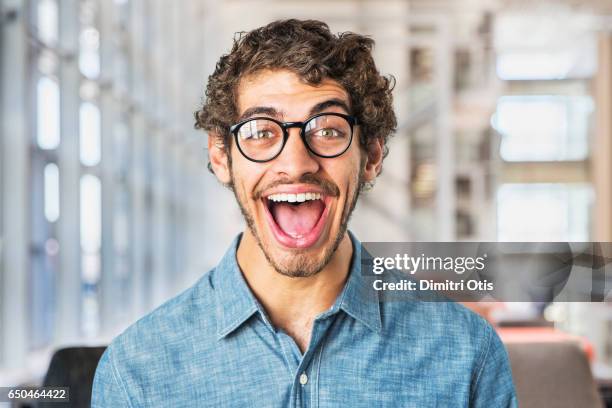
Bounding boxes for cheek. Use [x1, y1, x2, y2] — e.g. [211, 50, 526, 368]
[342, 149, 364, 184]
[230, 154, 267, 202]
[326, 156, 361, 197]
[229, 158, 250, 198]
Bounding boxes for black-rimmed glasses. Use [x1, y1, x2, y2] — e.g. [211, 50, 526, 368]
[229, 112, 357, 163]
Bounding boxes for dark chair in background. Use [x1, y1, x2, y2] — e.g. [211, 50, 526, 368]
[38, 346, 106, 408]
[506, 341, 604, 408]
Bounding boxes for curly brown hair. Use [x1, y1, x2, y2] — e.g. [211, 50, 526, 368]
[194, 19, 397, 173]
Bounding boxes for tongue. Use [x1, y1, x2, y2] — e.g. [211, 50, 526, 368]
[271, 200, 325, 237]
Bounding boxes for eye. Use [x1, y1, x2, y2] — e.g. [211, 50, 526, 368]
[253, 129, 275, 140]
[315, 128, 343, 138]
[240, 128, 275, 141]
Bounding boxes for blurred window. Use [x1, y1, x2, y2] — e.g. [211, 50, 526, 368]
[79, 27, 100, 79]
[496, 51, 596, 81]
[493, 95, 593, 162]
[79, 0, 100, 79]
[80, 175, 101, 255]
[497, 183, 593, 241]
[495, 13, 596, 80]
[36, 76, 60, 150]
[36, 0, 58, 44]
[79, 102, 101, 166]
[43, 163, 60, 223]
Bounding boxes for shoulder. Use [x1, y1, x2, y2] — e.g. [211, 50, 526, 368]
[382, 298, 496, 353]
[104, 268, 218, 367]
[93, 268, 227, 404]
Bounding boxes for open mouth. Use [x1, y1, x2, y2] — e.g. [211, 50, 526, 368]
[262, 191, 331, 249]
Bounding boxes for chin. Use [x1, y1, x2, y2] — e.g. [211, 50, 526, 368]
[234, 178, 357, 277]
[259, 222, 339, 278]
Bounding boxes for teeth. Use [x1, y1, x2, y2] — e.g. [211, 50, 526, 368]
[267, 192, 322, 203]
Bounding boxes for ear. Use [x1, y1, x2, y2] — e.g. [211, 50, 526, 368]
[208, 131, 232, 185]
[362, 137, 384, 183]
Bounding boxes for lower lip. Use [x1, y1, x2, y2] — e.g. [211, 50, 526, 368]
[262, 197, 331, 249]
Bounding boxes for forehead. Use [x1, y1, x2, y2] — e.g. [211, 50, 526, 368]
[236, 69, 350, 118]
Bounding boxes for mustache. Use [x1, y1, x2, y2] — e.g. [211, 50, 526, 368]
[254, 174, 340, 200]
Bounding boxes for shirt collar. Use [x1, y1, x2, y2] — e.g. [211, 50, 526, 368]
[214, 234, 260, 339]
[213, 231, 382, 339]
[335, 231, 382, 333]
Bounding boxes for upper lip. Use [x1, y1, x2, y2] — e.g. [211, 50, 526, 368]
[262, 184, 327, 198]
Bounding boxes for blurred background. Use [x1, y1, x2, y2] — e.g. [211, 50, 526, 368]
[1, 0, 612, 406]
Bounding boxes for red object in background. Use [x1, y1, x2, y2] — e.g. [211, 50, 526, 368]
[497, 327, 595, 362]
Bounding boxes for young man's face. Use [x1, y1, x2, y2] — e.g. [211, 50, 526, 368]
[210, 69, 381, 277]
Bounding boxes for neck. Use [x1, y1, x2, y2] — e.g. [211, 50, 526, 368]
[236, 230, 353, 345]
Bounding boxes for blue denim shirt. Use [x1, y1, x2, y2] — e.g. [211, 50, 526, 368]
[92, 233, 517, 407]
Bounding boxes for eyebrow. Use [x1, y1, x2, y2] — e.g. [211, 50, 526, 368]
[237, 98, 352, 122]
[238, 106, 280, 122]
[308, 98, 352, 116]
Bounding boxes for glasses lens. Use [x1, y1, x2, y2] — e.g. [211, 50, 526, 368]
[236, 119, 284, 161]
[304, 114, 352, 157]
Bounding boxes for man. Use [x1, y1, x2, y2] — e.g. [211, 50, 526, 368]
[92, 19, 517, 407]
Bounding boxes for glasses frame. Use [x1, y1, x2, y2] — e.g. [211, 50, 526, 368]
[229, 112, 358, 163]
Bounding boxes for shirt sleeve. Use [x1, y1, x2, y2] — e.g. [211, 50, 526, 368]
[470, 325, 519, 408]
[91, 346, 132, 407]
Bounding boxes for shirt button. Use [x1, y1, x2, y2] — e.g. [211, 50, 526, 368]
[299, 373, 308, 385]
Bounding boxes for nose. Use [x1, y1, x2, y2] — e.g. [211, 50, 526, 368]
[271, 127, 320, 178]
